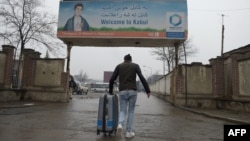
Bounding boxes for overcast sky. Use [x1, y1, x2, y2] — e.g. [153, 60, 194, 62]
[44, 0, 249, 80]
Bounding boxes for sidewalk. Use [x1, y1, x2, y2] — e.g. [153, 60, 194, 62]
[177, 106, 250, 124]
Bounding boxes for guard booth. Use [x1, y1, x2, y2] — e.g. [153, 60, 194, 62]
[57, 0, 188, 83]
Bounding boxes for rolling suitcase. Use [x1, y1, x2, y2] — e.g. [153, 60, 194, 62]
[97, 94, 119, 136]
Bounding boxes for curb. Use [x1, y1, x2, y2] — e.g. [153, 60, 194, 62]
[0, 103, 36, 109]
[177, 106, 250, 125]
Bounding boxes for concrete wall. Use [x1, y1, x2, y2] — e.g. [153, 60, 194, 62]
[154, 55, 250, 111]
[184, 64, 212, 95]
[34, 59, 64, 87]
[25, 91, 68, 102]
[0, 46, 69, 103]
[238, 59, 250, 96]
[150, 73, 171, 95]
[151, 63, 214, 107]
[175, 64, 215, 108]
[151, 62, 227, 108]
[224, 58, 233, 98]
[151, 44, 250, 112]
[150, 73, 171, 101]
[21, 59, 68, 102]
[0, 90, 22, 102]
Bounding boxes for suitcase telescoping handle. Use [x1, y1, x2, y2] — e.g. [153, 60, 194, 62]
[102, 94, 108, 132]
[108, 91, 117, 95]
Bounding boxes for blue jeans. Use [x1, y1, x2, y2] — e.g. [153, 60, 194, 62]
[118, 90, 137, 132]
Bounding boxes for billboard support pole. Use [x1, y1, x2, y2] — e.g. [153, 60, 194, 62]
[174, 42, 180, 68]
[66, 42, 73, 102]
[66, 42, 72, 74]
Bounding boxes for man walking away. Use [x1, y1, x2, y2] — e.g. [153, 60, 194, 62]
[109, 54, 150, 138]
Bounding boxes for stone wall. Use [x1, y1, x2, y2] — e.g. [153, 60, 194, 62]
[0, 46, 69, 102]
[151, 44, 250, 112]
[150, 73, 171, 101]
[184, 63, 212, 95]
[21, 49, 68, 102]
[151, 63, 215, 108]
[34, 59, 64, 87]
[214, 45, 250, 112]
[239, 59, 250, 96]
[0, 45, 15, 89]
[0, 52, 6, 84]
[22, 49, 41, 88]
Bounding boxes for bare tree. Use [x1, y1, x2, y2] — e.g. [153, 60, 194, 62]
[0, 0, 65, 87]
[151, 39, 198, 74]
[151, 47, 175, 73]
[75, 69, 88, 83]
[0, 0, 65, 55]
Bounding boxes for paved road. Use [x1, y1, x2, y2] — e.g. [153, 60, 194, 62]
[0, 92, 235, 141]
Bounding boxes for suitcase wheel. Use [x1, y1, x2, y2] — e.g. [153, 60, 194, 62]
[97, 129, 100, 135]
[108, 131, 113, 136]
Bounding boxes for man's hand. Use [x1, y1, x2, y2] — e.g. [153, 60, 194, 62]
[147, 93, 150, 98]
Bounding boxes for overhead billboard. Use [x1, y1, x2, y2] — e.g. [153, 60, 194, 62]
[57, 0, 188, 47]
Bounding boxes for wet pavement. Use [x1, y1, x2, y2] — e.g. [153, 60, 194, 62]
[0, 92, 250, 141]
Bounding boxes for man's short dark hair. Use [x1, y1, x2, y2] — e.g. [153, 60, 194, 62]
[74, 3, 83, 10]
[124, 54, 132, 61]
